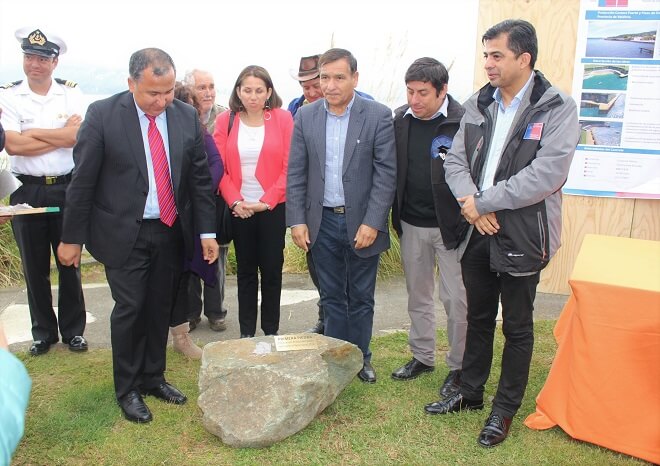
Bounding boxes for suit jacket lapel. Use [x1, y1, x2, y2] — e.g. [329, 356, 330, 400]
[313, 103, 326, 180]
[343, 95, 365, 175]
[166, 105, 183, 197]
[395, 110, 410, 205]
[120, 93, 148, 183]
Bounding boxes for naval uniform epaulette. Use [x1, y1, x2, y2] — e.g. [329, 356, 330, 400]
[55, 78, 78, 88]
[0, 80, 22, 89]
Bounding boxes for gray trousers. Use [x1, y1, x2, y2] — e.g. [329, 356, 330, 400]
[400, 221, 467, 369]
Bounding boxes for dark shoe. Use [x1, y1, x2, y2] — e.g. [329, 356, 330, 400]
[188, 316, 202, 331]
[439, 369, 462, 398]
[63, 335, 88, 352]
[357, 362, 377, 383]
[29, 340, 52, 356]
[265, 333, 278, 336]
[142, 382, 187, 405]
[209, 314, 227, 332]
[119, 390, 152, 423]
[478, 412, 512, 447]
[240, 334, 254, 339]
[391, 358, 434, 381]
[306, 319, 324, 334]
[424, 392, 484, 415]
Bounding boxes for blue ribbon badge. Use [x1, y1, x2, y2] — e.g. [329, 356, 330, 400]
[431, 135, 454, 161]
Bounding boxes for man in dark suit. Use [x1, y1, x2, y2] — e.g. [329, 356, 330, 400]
[286, 48, 396, 383]
[58, 48, 218, 423]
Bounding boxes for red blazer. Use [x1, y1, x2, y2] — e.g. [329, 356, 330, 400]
[213, 108, 293, 209]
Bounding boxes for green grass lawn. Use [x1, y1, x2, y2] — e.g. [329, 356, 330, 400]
[11, 321, 645, 466]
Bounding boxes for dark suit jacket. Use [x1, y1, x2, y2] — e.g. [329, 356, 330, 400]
[286, 94, 396, 258]
[62, 91, 216, 268]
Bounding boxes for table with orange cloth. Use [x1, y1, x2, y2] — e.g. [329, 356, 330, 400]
[525, 234, 660, 464]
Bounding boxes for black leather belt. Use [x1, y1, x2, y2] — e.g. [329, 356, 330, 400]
[16, 173, 72, 185]
[324, 206, 345, 214]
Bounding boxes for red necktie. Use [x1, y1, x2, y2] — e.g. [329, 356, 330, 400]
[145, 114, 177, 227]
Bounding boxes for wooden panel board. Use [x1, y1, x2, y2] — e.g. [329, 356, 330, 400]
[540, 196, 635, 294]
[473, 0, 580, 95]
[631, 199, 660, 241]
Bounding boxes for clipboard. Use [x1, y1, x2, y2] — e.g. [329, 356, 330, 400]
[0, 206, 60, 216]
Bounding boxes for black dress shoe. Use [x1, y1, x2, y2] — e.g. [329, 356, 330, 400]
[29, 340, 52, 356]
[478, 412, 512, 447]
[119, 390, 152, 423]
[142, 382, 187, 405]
[424, 392, 484, 415]
[439, 369, 461, 398]
[391, 358, 434, 380]
[357, 362, 377, 383]
[63, 335, 88, 352]
[306, 319, 324, 334]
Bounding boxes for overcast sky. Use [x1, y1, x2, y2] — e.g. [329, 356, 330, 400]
[0, 0, 479, 107]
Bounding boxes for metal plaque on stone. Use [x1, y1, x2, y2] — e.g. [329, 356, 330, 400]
[274, 334, 319, 351]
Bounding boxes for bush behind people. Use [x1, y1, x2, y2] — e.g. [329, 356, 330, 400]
[0, 222, 404, 284]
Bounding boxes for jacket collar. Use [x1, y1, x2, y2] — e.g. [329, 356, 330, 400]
[477, 70, 557, 114]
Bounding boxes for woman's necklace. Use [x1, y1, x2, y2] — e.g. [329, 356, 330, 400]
[241, 111, 264, 127]
[244, 125, 260, 142]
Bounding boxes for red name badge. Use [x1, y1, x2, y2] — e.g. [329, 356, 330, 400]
[523, 122, 544, 140]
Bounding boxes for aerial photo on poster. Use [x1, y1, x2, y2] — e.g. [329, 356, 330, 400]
[580, 92, 626, 118]
[582, 64, 629, 90]
[579, 120, 624, 146]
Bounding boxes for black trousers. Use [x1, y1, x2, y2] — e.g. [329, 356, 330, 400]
[170, 271, 219, 327]
[459, 231, 539, 418]
[105, 219, 183, 400]
[10, 181, 85, 342]
[231, 203, 285, 336]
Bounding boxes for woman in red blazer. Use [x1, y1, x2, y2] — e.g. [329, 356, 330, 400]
[214, 65, 293, 338]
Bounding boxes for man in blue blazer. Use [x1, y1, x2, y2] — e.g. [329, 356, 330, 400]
[58, 48, 218, 423]
[286, 48, 396, 383]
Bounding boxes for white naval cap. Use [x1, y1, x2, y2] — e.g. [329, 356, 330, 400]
[15, 27, 67, 57]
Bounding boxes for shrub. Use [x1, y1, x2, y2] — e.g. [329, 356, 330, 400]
[0, 219, 22, 287]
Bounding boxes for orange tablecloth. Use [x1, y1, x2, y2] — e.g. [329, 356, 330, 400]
[525, 235, 660, 464]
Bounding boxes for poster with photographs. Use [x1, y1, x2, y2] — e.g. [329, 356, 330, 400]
[565, 0, 660, 199]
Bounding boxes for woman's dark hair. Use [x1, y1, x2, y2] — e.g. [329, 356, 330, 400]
[174, 81, 197, 108]
[228, 65, 282, 112]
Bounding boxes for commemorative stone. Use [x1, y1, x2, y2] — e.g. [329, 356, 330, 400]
[198, 334, 363, 448]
